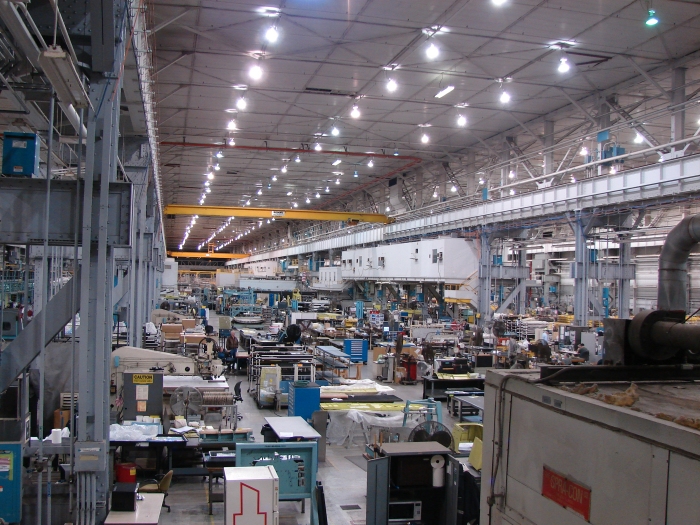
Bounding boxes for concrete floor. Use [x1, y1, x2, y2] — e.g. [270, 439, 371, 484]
[161, 312, 461, 525]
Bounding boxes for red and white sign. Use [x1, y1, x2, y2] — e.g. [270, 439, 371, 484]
[542, 466, 591, 521]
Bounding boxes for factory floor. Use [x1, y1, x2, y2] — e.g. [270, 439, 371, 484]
[163, 311, 462, 525]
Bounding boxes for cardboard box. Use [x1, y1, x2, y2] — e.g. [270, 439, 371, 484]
[372, 347, 385, 361]
[54, 409, 71, 429]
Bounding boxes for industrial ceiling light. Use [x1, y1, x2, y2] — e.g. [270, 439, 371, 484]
[227, 119, 237, 130]
[267, 183, 272, 189]
[314, 143, 322, 151]
[325, 186, 329, 192]
[246, 199, 251, 205]
[204, 181, 210, 186]
[367, 159, 374, 167]
[646, 9, 659, 26]
[280, 165, 288, 174]
[305, 197, 311, 203]
[215, 151, 224, 158]
[265, 26, 279, 42]
[509, 189, 515, 195]
[331, 126, 340, 136]
[257, 189, 262, 195]
[492, 0, 506, 5]
[213, 164, 221, 171]
[207, 172, 214, 180]
[332, 159, 342, 166]
[335, 178, 340, 184]
[426, 43, 439, 59]
[387, 78, 398, 92]
[353, 170, 359, 178]
[315, 192, 320, 198]
[435, 85, 454, 98]
[557, 57, 570, 73]
[580, 146, 588, 156]
[385, 205, 391, 212]
[293, 202, 298, 208]
[236, 97, 247, 110]
[228, 137, 236, 146]
[508, 170, 516, 179]
[393, 147, 399, 156]
[634, 133, 644, 144]
[272, 175, 278, 181]
[478, 178, 485, 185]
[610, 166, 617, 174]
[38, 47, 89, 108]
[421, 133, 430, 144]
[206, 187, 211, 193]
[294, 155, 301, 162]
[286, 191, 293, 196]
[350, 104, 360, 118]
[457, 114, 467, 127]
[249, 64, 263, 80]
[499, 90, 511, 104]
[450, 185, 457, 193]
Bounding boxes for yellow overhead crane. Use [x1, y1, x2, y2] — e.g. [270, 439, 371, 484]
[167, 251, 248, 259]
[164, 205, 394, 224]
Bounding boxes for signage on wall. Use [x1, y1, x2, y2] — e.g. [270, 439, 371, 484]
[541, 466, 591, 521]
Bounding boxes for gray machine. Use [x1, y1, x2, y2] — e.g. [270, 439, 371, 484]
[122, 372, 163, 421]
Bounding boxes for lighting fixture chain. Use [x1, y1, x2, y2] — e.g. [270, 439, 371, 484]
[52, 0, 58, 48]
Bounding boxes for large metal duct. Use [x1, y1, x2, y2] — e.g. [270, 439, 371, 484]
[657, 214, 700, 311]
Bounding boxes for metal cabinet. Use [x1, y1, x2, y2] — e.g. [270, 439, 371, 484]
[366, 442, 456, 525]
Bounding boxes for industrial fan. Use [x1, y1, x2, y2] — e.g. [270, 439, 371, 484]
[170, 386, 203, 418]
[408, 421, 454, 450]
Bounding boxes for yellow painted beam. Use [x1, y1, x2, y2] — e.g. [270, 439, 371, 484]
[164, 204, 394, 224]
[167, 251, 248, 259]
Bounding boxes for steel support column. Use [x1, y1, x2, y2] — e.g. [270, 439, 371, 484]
[573, 211, 589, 326]
[543, 120, 554, 176]
[76, 3, 125, 521]
[618, 236, 632, 318]
[671, 67, 686, 152]
[477, 231, 492, 326]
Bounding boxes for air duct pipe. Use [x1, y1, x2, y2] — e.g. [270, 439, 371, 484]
[657, 214, 700, 311]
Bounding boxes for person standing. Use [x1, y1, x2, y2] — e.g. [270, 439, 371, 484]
[225, 332, 239, 371]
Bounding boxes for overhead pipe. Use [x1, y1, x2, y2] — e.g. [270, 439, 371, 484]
[657, 213, 700, 311]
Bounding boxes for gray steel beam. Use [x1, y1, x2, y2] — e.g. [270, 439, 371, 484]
[495, 280, 526, 314]
[0, 178, 131, 245]
[0, 272, 79, 394]
[618, 238, 632, 319]
[587, 263, 635, 281]
[671, 68, 686, 150]
[572, 210, 589, 327]
[607, 98, 664, 150]
[477, 231, 491, 326]
[490, 265, 530, 280]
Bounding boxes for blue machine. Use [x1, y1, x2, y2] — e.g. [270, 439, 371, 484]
[343, 338, 368, 364]
[2, 132, 39, 177]
[355, 300, 364, 319]
[236, 441, 318, 524]
[0, 443, 22, 523]
[287, 383, 321, 422]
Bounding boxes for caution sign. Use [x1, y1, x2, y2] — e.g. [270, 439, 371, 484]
[131, 374, 154, 384]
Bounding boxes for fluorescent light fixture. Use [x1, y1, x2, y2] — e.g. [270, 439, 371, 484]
[236, 97, 247, 110]
[421, 133, 429, 143]
[325, 186, 329, 192]
[331, 126, 339, 136]
[387, 79, 398, 92]
[335, 178, 340, 184]
[316, 192, 320, 198]
[207, 172, 214, 180]
[249, 64, 263, 79]
[295, 155, 301, 162]
[265, 26, 279, 42]
[332, 159, 342, 166]
[500, 91, 511, 104]
[493, 0, 506, 5]
[204, 181, 210, 186]
[646, 9, 659, 26]
[286, 191, 293, 196]
[38, 47, 89, 108]
[457, 114, 467, 127]
[215, 151, 224, 158]
[227, 120, 237, 130]
[305, 197, 311, 203]
[634, 133, 644, 144]
[228, 138, 235, 146]
[353, 170, 359, 178]
[351, 104, 360, 118]
[426, 43, 439, 59]
[385, 206, 391, 212]
[558, 57, 570, 73]
[272, 175, 278, 181]
[433, 190, 438, 198]
[367, 159, 374, 167]
[435, 85, 454, 98]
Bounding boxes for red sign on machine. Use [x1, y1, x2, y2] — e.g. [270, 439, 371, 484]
[542, 466, 591, 521]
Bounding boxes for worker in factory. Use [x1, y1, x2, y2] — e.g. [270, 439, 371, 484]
[507, 336, 519, 367]
[224, 331, 239, 372]
[577, 343, 590, 362]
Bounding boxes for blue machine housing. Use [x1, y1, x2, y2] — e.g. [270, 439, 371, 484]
[343, 338, 368, 363]
[0, 443, 22, 522]
[2, 132, 39, 177]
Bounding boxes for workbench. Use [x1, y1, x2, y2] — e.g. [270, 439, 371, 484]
[422, 375, 485, 400]
[453, 395, 485, 422]
[105, 494, 164, 525]
[203, 451, 237, 515]
[264, 416, 321, 441]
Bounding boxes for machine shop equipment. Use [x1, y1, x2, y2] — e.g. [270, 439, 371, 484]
[541, 214, 700, 383]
